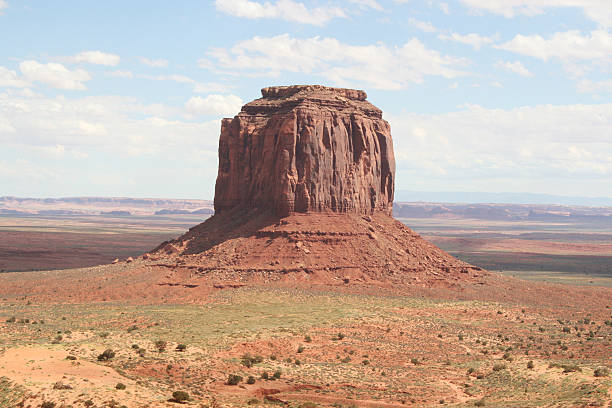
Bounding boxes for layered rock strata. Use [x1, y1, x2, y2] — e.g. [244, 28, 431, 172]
[214, 85, 395, 216]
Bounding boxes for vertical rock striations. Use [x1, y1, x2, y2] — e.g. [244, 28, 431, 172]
[214, 85, 395, 216]
[152, 85, 487, 288]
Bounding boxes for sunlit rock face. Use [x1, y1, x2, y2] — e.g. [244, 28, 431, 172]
[214, 85, 395, 217]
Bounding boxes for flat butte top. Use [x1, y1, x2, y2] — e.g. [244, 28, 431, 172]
[240, 85, 383, 118]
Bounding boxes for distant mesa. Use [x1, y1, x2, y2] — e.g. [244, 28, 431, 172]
[154, 208, 214, 215]
[100, 210, 131, 216]
[152, 85, 486, 288]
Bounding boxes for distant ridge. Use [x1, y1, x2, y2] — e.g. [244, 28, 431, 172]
[395, 191, 612, 207]
[0, 196, 213, 216]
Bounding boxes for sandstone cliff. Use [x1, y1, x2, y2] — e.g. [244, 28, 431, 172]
[214, 85, 395, 216]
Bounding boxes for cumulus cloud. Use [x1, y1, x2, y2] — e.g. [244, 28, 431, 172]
[495, 60, 533, 77]
[214, 0, 346, 25]
[19, 61, 91, 90]
[185, 94, 243, 116]
[498, 30, 612, 62]
[388, 103, 612, 194]
[438, 32, 494, 50]
[66, 51, 120, 66]
[201, 34, 468, 90]
[0, 66, 29, 88]
[577, 79, 612, 93]
[459, 0, 612, 28]
[139, 57, 169, 68]
[408, 18, 437, 33]
[0, 92, 220, 156]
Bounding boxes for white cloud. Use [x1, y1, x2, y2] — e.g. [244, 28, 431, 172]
[0, 0, 7, 14]
[348, 0, 383, 11]
[139, 57, 169, 68]
[108, 70, 134, 78]
[19, 61, 91, 90]
[0, 66, 29, 88]
[498, 30, 612, 62]
[438, 32, 494, 50]
[408, 18, 437, 33]
[214, 0, 346, 25]
[201, 34, 468, 90]
[495, 60, 533, 77]
[459, 0, 612, 28]
[577, 78, 612, 93]
[185, 94, 243, 116]
[67, 51, 120, 66]
[0, 92, 221, 158]
[389, 103, 612, 194]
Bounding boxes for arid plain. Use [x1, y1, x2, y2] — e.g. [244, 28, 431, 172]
[1, 199, 612, 408]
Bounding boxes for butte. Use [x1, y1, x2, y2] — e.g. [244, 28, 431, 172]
[151, 85, 487, 289]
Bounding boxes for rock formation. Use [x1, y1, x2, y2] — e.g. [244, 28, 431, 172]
[214, 85, 395, 216]
[152, 85, 487, 288]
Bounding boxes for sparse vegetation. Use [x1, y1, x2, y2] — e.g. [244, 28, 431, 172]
[227, 374, 243, 385]
[171, 391, 190, 403]
[97, 349, 116, 361]
[155, 340, 167, 352]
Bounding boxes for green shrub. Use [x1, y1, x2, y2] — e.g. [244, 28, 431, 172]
[272, 370, 282, 379]
[247, 375, 256, 384]
[176, 344, 187, 352]
[115, 382, 126, 390]
[155, 340, 167, 352]
[97, 349, 116, 361]
[304, 335, 312, 343]
[172, 390, 190, 402]
[297, 345, 305, 353]
[41, 402, 56, 408]
[227, 374, 243, 385]
[474, 398, 486, 406]
[5, 316, 15, 323]
[66, 355, 77, 361]
[241, 353, 264, 367]
[527, 360, 534, 369]
[332, 333, 345, 341]
[492, 363, 506, 371]
[261, 372, 269, 380]
[594, 367, 609, 377]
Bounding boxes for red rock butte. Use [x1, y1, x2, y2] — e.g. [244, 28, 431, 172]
[215, 85, 395, 216]
[152, 85, 487, 288]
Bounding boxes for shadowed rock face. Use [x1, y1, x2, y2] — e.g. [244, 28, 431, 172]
[214, 85, 395, 216]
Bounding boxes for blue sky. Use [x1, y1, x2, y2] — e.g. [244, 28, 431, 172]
[1, 0, 611, 200]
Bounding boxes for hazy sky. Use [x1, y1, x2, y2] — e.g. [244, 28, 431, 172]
[1, 0, 611, 199]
